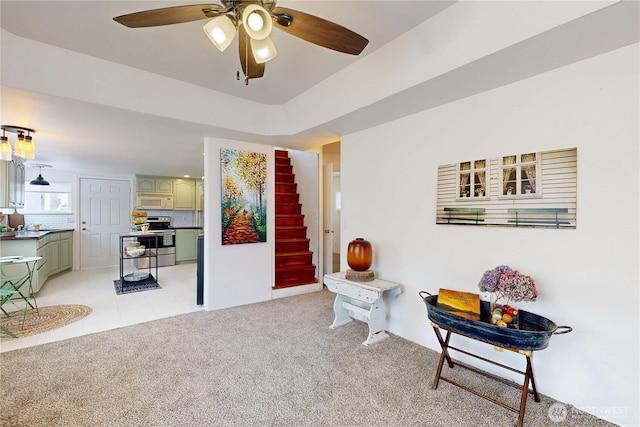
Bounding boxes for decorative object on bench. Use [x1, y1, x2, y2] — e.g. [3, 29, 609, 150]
[419, 290, 572, 427]
[345, 237, 374, 282]
[436, 288, 480, 321]
[478, 265, 538, 329]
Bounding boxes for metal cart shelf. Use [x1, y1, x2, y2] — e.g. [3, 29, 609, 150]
[119, 232, 159, 288]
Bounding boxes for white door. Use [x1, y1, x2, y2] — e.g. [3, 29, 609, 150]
[323, 163, 334, 275]
[79, 178, 130, 269]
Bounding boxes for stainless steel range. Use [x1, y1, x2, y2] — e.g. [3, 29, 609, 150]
[136, 216, 176, 267]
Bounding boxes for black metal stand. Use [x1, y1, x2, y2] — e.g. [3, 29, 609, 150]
[431, 324, 540, 427]
[119, 233, 159, 288]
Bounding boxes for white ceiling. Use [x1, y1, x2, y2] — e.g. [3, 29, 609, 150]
[0, 1, 637, 178]
[1, 1, 452, 105]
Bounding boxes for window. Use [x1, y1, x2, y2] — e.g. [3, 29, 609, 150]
[24, 181, 71, 213]
[457, 159, 488, 199]
[499, 152, 540, 197]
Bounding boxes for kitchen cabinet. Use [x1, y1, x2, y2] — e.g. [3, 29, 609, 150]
[48, 238, 61, 275]
[0, 157, 25, 208]
[175, 229, 198, 263]
[36, 235, 49, 291]
[60, 236, 72, 271]
[196, 180, 204, 211]
[0, 230, 74, 292]
[136, 176, 173, 194]
[173, 178, 195, 210]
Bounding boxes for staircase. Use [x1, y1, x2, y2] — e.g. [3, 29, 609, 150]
[274, 150, 317, 289]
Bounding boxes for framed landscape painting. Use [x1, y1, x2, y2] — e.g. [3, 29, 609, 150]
[220, 148, 267, 245]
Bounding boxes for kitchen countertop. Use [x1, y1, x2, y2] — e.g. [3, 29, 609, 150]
[0, 228, 75, 241]
[169, 226, 203, 230]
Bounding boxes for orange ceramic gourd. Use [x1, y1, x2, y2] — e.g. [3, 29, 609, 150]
[347, 238, 372, 271]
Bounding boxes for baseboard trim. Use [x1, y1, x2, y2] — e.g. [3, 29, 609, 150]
[272, 282, 323, 299]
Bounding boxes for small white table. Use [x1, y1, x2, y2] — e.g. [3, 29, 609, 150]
[324, 272, 401, 346]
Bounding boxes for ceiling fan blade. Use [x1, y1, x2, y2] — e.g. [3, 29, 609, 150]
[272, 7, 368, 55]
[238, 26, 265, 82]
[113, 4, 225, 28]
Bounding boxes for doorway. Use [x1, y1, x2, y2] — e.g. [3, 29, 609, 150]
[79, 178, 131, 269]
[322, 142, 341, 274]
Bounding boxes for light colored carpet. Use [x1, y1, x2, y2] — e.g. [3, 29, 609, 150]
[0, 289, 614, 426]
[0, 305, 92, 341]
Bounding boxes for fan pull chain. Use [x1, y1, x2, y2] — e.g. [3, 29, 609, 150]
[244, 31, 250, 85]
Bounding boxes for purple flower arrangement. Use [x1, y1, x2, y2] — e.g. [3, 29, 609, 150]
[478, 265, 512, 293]
[478, 265, 538, 303]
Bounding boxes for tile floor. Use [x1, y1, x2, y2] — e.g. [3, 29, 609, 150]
[1, 263, 202, 353]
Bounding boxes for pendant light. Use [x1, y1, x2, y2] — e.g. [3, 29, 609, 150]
[30, 164, 51, 186]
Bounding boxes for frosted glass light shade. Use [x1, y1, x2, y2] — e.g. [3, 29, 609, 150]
[242, 4, 272, 40]
[14, 134, 26, 158]
[203, 16, 236, 52]
[251, 36, 277, 64]
[21, 135, 35, 159]
[0, 136, 11, 161]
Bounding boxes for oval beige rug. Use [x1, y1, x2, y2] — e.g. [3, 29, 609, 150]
[0, 305, 92, 340]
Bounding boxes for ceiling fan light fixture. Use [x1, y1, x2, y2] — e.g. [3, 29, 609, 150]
[203, 15, 236, 52]
[242, 4, 272, 40]
[251, 36, 277, 64]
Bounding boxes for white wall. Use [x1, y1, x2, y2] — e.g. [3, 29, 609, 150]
[203, 141, 323, 308]
[340, 44, 639, 426]
[203, 138, 274, 310]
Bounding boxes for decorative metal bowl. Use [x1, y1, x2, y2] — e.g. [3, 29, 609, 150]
[419, 291, 571, 351]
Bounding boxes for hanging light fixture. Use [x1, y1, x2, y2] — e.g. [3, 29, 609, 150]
[0, 125, 36, 161]
[29, 164, 51, 186]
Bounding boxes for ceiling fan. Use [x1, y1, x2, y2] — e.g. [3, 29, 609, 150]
[113, 1, 369, 84]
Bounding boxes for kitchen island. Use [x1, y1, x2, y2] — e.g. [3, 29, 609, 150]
[0, 229, 74, 292]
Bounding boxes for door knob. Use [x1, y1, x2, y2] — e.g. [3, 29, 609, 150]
[82, 228, 86, 231]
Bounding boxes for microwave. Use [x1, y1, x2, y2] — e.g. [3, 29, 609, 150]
[136, 193, 174, 210]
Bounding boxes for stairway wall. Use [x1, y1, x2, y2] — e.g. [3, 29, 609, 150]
[274, 149, 318, 288]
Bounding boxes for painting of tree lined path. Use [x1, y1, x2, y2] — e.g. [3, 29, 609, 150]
[221, 148, 267, 245]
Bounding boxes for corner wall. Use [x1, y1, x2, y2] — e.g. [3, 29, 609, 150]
[340, 44, 639, 426]
[203, 138, 274, 310]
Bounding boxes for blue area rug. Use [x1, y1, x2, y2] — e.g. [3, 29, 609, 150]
[113, 275, 161, 295]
